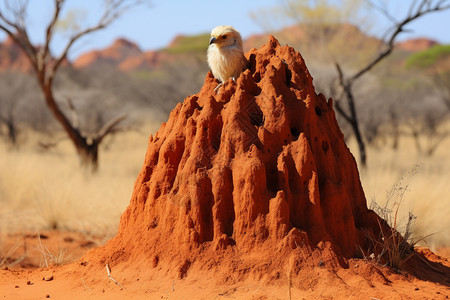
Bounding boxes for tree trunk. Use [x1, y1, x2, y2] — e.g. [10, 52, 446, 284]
[350, 118, 366, 167]
[39, 81, 99, 172]
[344, 83, 367, 167]
[77, 142, 99, 172]
[390, 111, 399, 150]
[411, 130, 422, 155]
[6, 119, 17, 146]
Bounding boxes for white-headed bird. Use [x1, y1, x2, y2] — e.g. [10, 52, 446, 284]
[207, 25, 248, 89]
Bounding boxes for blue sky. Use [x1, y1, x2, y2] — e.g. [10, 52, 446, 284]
[0, 0, 449, 60]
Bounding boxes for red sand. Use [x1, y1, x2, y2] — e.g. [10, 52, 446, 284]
[0, 231, 448, 299]
[1, 36, 449, 299]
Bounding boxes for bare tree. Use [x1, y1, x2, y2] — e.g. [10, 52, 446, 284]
[0, 71, 40, 146]
[434, 70, 450, 111]
[334, 0, 450, 167]
[0, 0, 145, 171]
[405, 109, 449, 156]
[251, 0, 450, 166]
[0, 87, 20, 146]
[0, 103, 19, 145]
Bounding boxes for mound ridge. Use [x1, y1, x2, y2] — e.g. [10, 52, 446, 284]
[88, 36, 381, 279]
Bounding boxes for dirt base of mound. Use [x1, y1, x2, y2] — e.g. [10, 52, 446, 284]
[0, 232, 449, 299]
[0, 230, 100, 270]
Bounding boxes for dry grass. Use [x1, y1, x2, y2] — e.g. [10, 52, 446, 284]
[0, 122, 160, 240]
[0, 237, 26, 267]
[37, 234, 71, 267]
[348, 131, 450, 252]
[0, 120, 449, 254]
[365, 166, 419, 269]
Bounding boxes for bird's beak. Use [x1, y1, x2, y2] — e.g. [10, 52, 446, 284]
[209, 36, 217, 45]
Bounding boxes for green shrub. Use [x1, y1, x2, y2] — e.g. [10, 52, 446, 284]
[165, 33, 210, 54]
[405, 44, 450, 69]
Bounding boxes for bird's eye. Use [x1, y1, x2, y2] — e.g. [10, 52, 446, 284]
[222, 36, 227, 39]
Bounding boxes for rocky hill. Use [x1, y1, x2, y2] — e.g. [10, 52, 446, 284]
[396, 37, 439, 52]
[0, 36, 34, 73]
[73, 38, 142, 69]
[0, 25, 441, 73]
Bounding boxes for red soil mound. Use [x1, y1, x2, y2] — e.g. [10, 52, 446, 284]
[86, 36, 381, 279]
[1, 36, 449, 300]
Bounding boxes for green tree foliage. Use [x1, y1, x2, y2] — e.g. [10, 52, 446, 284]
[165, 33, 210, 54]
[406, 44, 450, 69]
[405, 44, 450, 111]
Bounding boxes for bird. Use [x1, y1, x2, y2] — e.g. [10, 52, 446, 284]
[207, 25, 248, 91]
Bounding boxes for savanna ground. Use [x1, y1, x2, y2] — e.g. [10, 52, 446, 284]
[0, 121, 449, 298]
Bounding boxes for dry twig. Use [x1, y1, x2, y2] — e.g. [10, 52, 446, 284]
[106, 263, 122, 287]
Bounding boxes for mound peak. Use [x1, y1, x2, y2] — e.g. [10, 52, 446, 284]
[88, 36, 381, 280]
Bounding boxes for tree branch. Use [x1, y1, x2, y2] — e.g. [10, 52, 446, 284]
[49, 0, 143, 84]
[333, 63, 353, 123]
[66, 97, 79, 130]
[351, 0, 450, 83]
[0, 4, 38, 70]
[41, 0, 64, 71]
[94, 114, 126, 144]
[366, 0, 397, 24]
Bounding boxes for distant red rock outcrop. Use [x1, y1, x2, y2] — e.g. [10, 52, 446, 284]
[73, 38, 142, 69]
[86, 36, 382, 282]
[396, 38, 439, 52]
[119, 50, 173, 71]
[0, 36, 34, 72]
[167, 34, 187, 48]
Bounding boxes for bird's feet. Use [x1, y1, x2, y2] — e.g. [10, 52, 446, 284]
[214, 77, 237, 94]
[213, 82, 223, 94]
